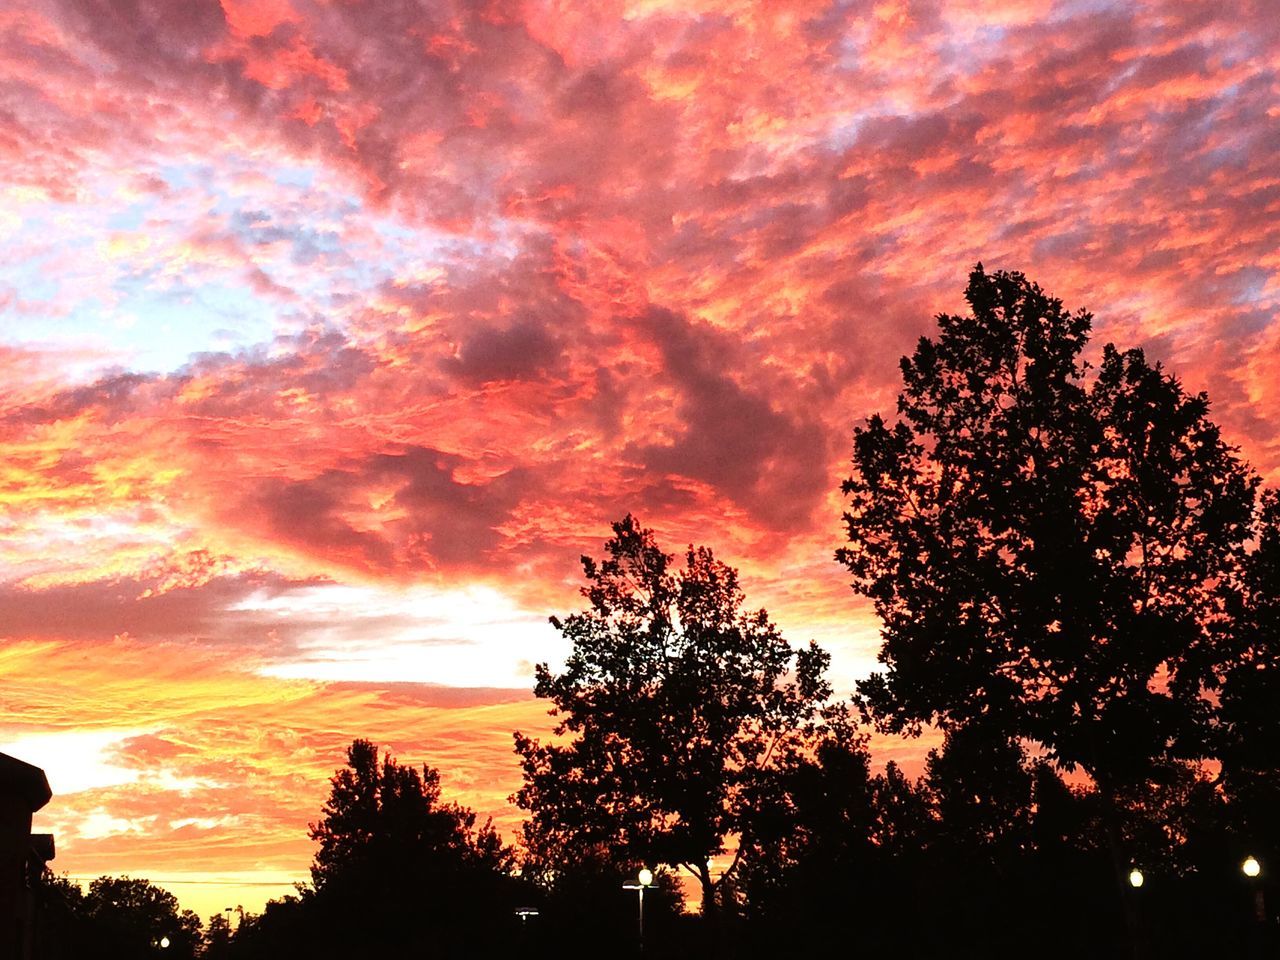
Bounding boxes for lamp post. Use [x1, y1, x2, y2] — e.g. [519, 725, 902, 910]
[1125, 867, 1146, 960]
[622, 868, 654, 953]
[1243, 856, 1265, 958]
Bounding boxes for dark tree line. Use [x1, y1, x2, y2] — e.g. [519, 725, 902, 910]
[35, 266, 1279, 959]
[34, 874, 202, 959]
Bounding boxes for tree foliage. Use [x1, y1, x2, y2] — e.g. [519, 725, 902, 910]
[923, 723, 1032, 862]
[33, 873, 203, 959]
[514, 515, 832, 913]
[308, 738, 511, 892]
[837, 264, 1270, 959]
[1218, 490, 1280, 858]
[237, 738, 525, 959]
[202, 912, 234, 960]
[838, 264, 1258, 796]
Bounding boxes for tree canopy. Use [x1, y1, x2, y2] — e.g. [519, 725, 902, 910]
[226, 738, 524, 959]
[513, 515, 832, 914]
[34, 873, 202, 959]
[837, 265, 1267, 958]
[839, 265, 1258, 797]
[309, 738, 511, 893]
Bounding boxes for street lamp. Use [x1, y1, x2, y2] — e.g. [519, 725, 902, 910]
[623, 868, 655, 951]
[1123, 867, 1148, 960]
[158, 936, 170, 949]
[1243, 855, 1266, 926]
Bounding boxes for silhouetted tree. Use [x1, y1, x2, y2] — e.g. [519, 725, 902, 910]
[514, 515, 833, 917]
[222, 739, 524, 959]
[201, 912, 233, 959]
[924, 724, 1032, 863]
[514, 825, 685, 960]
[219, 895, 309, 960]
[732, 710, 896, 953]
[734, 711, 875, 906]
[1029, 761, 1094, 859]
[309, 738, 512, 892]
[838, 265, 1259, 952]
[30, 871, 91, 959]
[71, 876, 201, 959]
[864, 761, 933, 857]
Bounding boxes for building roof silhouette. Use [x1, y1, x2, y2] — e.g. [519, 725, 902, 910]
[0, 754, 50, 813]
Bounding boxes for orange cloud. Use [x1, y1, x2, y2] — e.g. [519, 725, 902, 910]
[3, 636, 549, 913]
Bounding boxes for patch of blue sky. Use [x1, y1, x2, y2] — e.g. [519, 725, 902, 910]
[212, 165, 462, 296]
[832, 28, 866, 74]
[1227, 267, 1270, 307]
[368, 216, 463, 264]
[6, 144, 523, 378]
[154, 162, 207, 193]
[128, 299, 269, 373]
[269, 165, 317, 190]
[937, 22, 1006, 64]
[105, 203, 147, 233]
[3, 262, 60, 304]
[824, 112, 874, 152]
[226, 208, 344, 268]
[7, 280, 279, 378]
[230, 152, 519, 276]
[319, 203, 515, 299]
[0, 220, 89, 334]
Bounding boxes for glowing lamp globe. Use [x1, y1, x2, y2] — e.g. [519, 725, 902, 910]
[159, 937, 171, 949]
[1128, 869, 1144, 889]
[1243, 856, 1261, 878]
[638, 868, 654, 887]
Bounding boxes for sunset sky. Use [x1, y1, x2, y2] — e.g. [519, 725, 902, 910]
[2, 0, 1279, 920]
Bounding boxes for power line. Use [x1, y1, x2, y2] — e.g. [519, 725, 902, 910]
[59, 876, 303, 887]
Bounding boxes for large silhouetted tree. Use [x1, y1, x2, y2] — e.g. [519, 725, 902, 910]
[287, 739, 521, 958]
[309, 738, 511, 891]
[514, 515, 832, 916]
[838, 266, 1259, 946]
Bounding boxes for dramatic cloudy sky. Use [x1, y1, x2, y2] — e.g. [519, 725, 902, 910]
[3, 0, 1278, 918]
